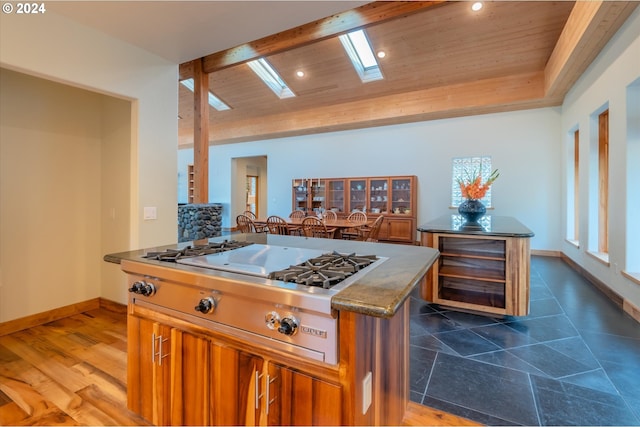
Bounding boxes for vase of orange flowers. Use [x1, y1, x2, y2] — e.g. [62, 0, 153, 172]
[456, 168, 499, 223]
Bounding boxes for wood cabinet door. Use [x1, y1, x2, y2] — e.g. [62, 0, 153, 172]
[211, 345, 264, 426]
[385, 218, 414, 242]
[169, 329, 212, 426]
[127, 315, 172, 426]
[267, 363, 342, 426]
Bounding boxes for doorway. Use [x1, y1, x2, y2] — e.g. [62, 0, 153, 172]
[231, 156, 267, 222]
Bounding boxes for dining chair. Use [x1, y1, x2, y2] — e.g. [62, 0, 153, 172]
[266, 215, 291, 235]
[358, 215, 384, 242]
[322, 210, 337, 221]
[342, 211, 368, 240]
[288, 210, 305, 235]
[236, 214, 257, 233]
[243, 210, 267, 232]
[301, 217, 335, 239]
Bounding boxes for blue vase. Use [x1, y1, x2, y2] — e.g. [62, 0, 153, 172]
[458, 199, 486, 223]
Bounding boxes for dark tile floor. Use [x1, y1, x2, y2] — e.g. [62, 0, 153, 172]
[409, 256, 640, 426]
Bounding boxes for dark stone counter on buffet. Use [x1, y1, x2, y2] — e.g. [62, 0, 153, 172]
[104, 233, 439, 318]
[417, 214, 535, 237]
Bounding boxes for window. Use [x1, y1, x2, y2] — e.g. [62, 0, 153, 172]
[246, 175, 258, 215]
[588, 106, 609, 261]
[180, 78, 231, 111]
[566, 128, 580, 244]
[625, 79, 640, 280]
[247, 58, 295, 99]
[339, 29, 383, 83]
[451, 156, 494, 207]
[598, 110, 609, 254]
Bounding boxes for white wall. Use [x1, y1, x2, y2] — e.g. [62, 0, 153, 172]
[200, 107, 562, 250]
[1, 9, 178, 321]
[560, 8, 640, 309]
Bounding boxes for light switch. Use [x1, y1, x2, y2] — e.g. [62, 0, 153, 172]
[144, 207, 157, 220]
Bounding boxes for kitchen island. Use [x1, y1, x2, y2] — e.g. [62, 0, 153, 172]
[418, 215, 534, 316]
[105, 233, 439, 426]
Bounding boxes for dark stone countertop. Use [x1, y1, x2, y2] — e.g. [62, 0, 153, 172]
[417, 215, 535, 238]
[104, 233, 439, 319]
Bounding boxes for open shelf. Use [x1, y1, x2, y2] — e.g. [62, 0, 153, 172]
[439, 276, 506, 308]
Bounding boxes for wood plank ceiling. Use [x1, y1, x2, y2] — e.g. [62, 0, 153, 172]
[178, 1, 638, 147]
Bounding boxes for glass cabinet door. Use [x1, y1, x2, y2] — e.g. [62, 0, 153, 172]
[390, 177, 412, 215]
[292, 179, 309, 213]
[348, 179, 367, 213]
[326, 179, 345, 214]
[310, 179, 326, 214]
[368, 178, 389, 215]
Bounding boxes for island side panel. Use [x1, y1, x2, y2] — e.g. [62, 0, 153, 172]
[420, 232, 438, 302]
[375, 300, 409, 425]
[339, 299, 410, 426]
[339, 309, 375, 426]
[506, 236, 531, 316]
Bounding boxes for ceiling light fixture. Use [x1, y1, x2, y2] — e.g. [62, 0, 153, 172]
[377, 51, 386, 59]
[471, 2, 483, 12]
[296, 70, 305, 78]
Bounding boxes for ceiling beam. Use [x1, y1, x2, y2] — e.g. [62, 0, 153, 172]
[178, 71, 550, 146]
[544, 1, 638, 99]
[179, 1, 445, 79]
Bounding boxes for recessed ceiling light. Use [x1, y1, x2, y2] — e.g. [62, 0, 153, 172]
[471, 2, 483, 12]
[377, 51, 386, 59]
[296, 70, 305, 78]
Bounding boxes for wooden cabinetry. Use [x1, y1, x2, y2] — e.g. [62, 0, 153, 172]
[127, 308, 344, 426]
[293, 175, 417, 243]
[419, 216, 533, 316]
[267, 363, 342, 426]
[127, 316, 210, 426]
[188, 164, 195, 203]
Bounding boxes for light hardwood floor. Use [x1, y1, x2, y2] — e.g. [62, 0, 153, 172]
[0, 308, 479, 426]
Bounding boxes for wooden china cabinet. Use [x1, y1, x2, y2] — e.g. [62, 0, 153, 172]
[292, 175, 417, 243]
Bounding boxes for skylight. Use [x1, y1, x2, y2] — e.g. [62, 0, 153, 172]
[339, 29, 383, 83]
[247, 58, 295, 99]
[180, 78, 231, 111]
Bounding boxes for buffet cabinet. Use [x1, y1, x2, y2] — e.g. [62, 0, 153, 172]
[292, 175, 417, 243]
[127, 307, 343, 426]
[419, 216, 533, 316]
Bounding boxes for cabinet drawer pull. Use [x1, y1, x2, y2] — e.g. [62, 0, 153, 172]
[157, 336, 169, 366]
[151, 333, 169, 365]
[151, 333, 156, 364]
[254, 371, 262, 410]
[265, 375, 277, 415]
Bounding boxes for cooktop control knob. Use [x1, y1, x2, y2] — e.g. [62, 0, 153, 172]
[277, 316, 299, 336]
[265, 311, 280, 330]
[128, 281, 156, 296]
[195, 297, 216, 314]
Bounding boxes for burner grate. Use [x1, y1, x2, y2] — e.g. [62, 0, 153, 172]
[268, 251, 377, 289]
[144, 240, 253, 262]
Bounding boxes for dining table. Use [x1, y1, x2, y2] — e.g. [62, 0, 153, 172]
[254, 216, 370, 239]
